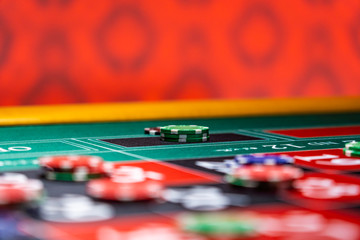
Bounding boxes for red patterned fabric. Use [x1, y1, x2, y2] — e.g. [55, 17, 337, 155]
[0, 0, 359, 105]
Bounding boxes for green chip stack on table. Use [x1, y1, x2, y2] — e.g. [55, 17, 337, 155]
[178, 212, 258, 238]
[343, 141, 360, 157]
[44, 171, 104, 182]
[160, 125, 210, 143]
[38, 155, 106, 182]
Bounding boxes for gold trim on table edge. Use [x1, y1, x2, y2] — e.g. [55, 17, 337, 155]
[0, 97, 359, 126]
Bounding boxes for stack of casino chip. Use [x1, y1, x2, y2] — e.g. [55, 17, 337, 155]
[86, 166, 164, 201]
[178, 212, 258, 238]
[224, 154, 294, 170]
[39, 155, 106, 182]
[225, 154, 302, 189]
[0, 173, 44, 206]
[39, 194, 114, 222]
[160, 125, 209, 143]
[343, 141, 360, 157]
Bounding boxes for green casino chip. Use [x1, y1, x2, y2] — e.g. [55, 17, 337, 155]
[343, 148, 360, 157]
[224, 165, 301, 189]
[224, 175, 258, 188]
[224, 175, 245, 186]
[44, 171, 104, 182]
[161, 136, 209, 143]
[178, 212, 257, 237]
[345, 141, 360, 151]
[41, 166, 103, 174]
[160, 132, 209, 139]
[160, 125, 209, 134]
[224, 175, 291, 189]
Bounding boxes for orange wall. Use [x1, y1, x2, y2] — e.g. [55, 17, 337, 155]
[0, 0, 359, 105]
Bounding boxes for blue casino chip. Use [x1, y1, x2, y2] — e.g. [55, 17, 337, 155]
[224, 159, 239, 169]
[233, 154, 294, 166]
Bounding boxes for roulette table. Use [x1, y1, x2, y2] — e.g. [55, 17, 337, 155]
[0, 97, 360, 240]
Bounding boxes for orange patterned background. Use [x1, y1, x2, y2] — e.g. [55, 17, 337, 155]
[0, 0, 359, 106]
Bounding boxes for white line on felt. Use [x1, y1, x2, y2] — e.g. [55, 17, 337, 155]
[87, 139, 127, 150]
[0, 150, 87, 159]
[60, 140, 98, 151]
[72, 138, 156, 161]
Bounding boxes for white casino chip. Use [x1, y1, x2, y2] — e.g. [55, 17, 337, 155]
[162, 186, 249, 211]
[39, 194, 114, 222]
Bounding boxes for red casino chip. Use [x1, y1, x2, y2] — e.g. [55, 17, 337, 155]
[38, 155, 104, 173]
[144, 127, 161, 135]
[107, 165, 163, 180]
[100, 162, 116, 174]
[232, 165, 303, 182]
[86, 177, 164, 201]
[100, 164, 165, 183]
[0, 173, 44, 205]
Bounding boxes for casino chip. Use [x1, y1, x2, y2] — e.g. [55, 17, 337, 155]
[345, 141, 360, 151]
[39, 194, 114, 222]
[104, 165, 164, 180]
[163, 187, 230, 211]
[162, 186, 249, 211]
[293, 177, 360, 199]
[343, 141, 360, 157]
[44, 170, 104, 182]
[225, 165, 303, 188]
[343, 148, 360, 157]
[0, 173, 44, 205]
[38, 155, 104, 173]
[87, 178, 163, 201]
[234, 154, 294, 166]
[160, 136, 209, 143]
[144, 127, 161, 135]
[160, 125, 209, 134]
[160, 132, 209, 139]
[39, 155, 106, 182]
[178, 212, 258, 237]
[87, 166, 164, 201]
[160, 125, 210, 143]
[224, 159, 239, 172]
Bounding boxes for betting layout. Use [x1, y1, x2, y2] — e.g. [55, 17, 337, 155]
[0, 117, 359, 240]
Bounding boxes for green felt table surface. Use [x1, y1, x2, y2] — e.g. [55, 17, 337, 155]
[0, 112, 359, 172]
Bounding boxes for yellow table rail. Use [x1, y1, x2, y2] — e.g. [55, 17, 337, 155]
[0, 97, 359, 126]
